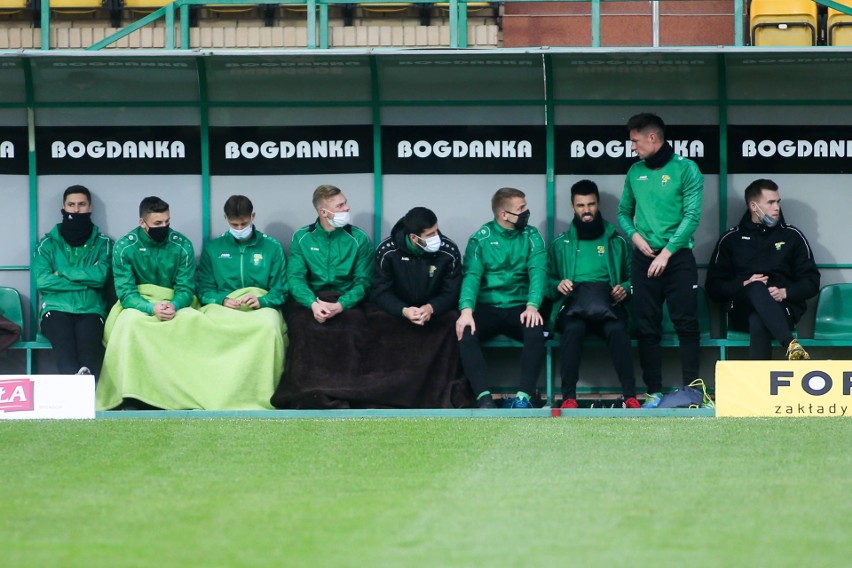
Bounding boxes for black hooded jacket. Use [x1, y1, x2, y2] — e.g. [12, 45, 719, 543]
[371, 217, 462, 317]
[705, 210, 820, 322]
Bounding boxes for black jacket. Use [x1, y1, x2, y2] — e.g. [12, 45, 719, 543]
[705, 211, 820, 322]
[371, 218, 462, 317]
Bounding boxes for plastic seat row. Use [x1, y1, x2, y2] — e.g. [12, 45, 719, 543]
[750, 0, 852, 46]
[0, 0, 494, 15]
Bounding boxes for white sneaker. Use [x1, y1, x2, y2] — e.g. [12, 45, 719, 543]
[76, 366, 92, 375]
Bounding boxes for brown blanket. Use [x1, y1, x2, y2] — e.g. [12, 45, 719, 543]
[272, 300, 472, 409]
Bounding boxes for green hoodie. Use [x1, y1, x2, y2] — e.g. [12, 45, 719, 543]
[287, 220, 373, 310]
[459, 220, 547, 311]
[617, 153, 703, 254]
[197, 228, 288, 308]
[546, 219, 631, 329]
[33, 224, 113, 318]
[112, 226, 196, 314]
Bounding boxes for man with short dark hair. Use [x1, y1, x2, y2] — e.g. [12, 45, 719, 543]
[456, 187, 548, 409]
[195, 194, 289, 407]
[96, 196, 197, 410]
[198, 194, 288, 311]
[618, 113, 704, 408]
[706, 179, 819, 360]
[367, 206, 472, 408]
[112, 196, 195, 320]
[272, 184, 373, 409]
[549, 180, 638, 409]
[33, 185, 113, 379]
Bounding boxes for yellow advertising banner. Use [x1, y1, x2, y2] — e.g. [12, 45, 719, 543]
[715, 361, 852, 417]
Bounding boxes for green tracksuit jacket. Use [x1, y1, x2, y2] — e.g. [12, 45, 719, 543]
[617, 153, 704, 254]
[546, 220, 631, 329]
[197, 228, 288, 308]
[112, 226, 196, 314]
[287, 220, 373, 310]
[459, 220, 547, 311]
[33, 224, 114, 318]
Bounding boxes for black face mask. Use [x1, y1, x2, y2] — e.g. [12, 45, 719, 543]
[59, 210, 93, 247]
[146, 225, 170, 243]
[511, 210, 530, 232]
[573, 210, 605, 240]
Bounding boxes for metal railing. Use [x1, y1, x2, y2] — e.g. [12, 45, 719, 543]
[28, 0, 852, 51]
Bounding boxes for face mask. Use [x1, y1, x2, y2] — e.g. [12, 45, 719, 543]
[511, 210, 530, 232]
[755, 204, 778, 228]
[328, 210, 351, 229]
[146, 225, 170, 243]
[59, 210, 94, 247]
[229, 225, 253, 240]
[416, 234, 441, 253]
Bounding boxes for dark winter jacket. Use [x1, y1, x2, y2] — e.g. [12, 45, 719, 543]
[372, 218, 462, 318]
[705, 211, 820, 322]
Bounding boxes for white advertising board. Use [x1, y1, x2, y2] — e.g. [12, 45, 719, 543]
[0, 375, 95, 419]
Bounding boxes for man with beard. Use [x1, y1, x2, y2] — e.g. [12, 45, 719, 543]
[706, 179, 819, 360]
[456, 187, 548, 409]
[548, 180, 638, 409]
[33, 185, 113, 379]
[618, 113, 703, 408]
[368, 206, 471, 408]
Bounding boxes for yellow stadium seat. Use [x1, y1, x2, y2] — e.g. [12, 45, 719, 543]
[121, 0, 169, 7]
[0, 0, 28, 13]
[435, 2, 492, 13]
[359, 2, 412, 14]
[206, 5, 257, 14]
[749, 0, 818, 46]
[828, 1, 852, 45]
[49, 0, 105, 14]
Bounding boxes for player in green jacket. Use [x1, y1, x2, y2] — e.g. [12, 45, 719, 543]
[33, 185, 113, 378]
[456, 187, 548, 409]
[548, 180, 638, 409]
[198, 195, 288, 309]
[273, 184, 373, 409]
[617, 112, 704, 408]
[112, 196, 195, 320]
[287, 186, 373, 320]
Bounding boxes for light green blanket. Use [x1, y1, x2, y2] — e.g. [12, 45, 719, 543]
[96, 284, 287, 410]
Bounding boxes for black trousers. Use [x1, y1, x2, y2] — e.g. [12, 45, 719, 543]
[458, 304, 546, 397]
[632, 248, 700, 392]
[40, 311, 105, 378]
[557, 307, 636, 399]
[730, 282, 796, 360]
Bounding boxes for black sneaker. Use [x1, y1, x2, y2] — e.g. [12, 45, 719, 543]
[477, 395, 498, 409]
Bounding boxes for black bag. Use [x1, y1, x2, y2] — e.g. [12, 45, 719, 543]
[562, 281, 617, 321]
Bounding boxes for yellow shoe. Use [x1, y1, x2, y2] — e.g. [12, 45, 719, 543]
[786, 339, 810, 360]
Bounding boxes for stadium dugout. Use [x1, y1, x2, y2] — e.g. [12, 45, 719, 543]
[2, 1, 852, 412]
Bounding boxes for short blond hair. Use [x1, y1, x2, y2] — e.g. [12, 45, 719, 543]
[491, 187, 525, 216]
[312, 184, 342, 209]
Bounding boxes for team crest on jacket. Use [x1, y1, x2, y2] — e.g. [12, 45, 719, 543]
[661, 175, 671, 186]
[253, 253, 263, 265]
[775, 242, 785, 251]
[597, 246, 606, 256]
[429, 265, 437, 277]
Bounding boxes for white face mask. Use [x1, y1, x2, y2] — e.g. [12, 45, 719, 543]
[416, 234, 441, 253]
[229, 225, 253, 240]
[327, 210, 351, 229]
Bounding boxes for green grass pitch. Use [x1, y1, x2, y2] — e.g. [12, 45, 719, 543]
[3, 417, 851, 567]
